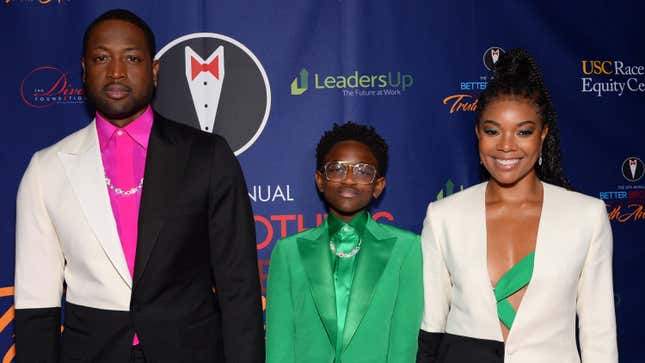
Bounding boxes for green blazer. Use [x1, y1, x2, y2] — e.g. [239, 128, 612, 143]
[266, 216, 423, 363]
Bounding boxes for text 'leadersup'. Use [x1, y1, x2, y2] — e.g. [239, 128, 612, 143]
[315, 71, 414, 91]
[291, 69, 414, 96]
[580, 60, 645, 97]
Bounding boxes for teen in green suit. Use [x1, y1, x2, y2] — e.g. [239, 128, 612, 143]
[266, 122, 423, 363]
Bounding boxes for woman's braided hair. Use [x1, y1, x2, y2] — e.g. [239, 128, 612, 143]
[476, 48, 572, 189]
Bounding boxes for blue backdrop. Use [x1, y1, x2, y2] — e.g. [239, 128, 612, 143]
[1, 1, 643, 361]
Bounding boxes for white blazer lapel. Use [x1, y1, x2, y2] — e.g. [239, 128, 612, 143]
[57, 121, 132, 288]
[475, 182, 506, 342]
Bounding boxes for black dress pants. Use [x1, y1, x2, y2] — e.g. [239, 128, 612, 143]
[130, 345, 147, 363]
[417, 330, 505, 363]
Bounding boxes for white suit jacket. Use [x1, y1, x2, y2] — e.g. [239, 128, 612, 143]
[15, 121, 132, 311]
[14, 117, 265, 362]
[420, 182, 618, 363]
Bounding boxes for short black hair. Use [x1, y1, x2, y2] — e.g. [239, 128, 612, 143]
[476, 48, 571, 189]
[316, 122, 389, 177]
[83, 9, 156, 58]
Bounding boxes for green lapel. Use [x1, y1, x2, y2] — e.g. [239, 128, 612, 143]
[342, 218, 397, 350]
[297, 220, 337, 348]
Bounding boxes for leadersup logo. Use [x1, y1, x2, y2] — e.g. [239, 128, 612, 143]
[436, 179, 464, 200]
[291, 69, 308, 95]
[442, 47, 505, 114]
[580, 60, 645, 96]
[599, 156, 645, 223]
[290, 68, 414, 97]
[20, 66, 86, 108]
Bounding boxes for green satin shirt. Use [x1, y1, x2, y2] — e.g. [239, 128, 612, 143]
[327, 211, 368, 360]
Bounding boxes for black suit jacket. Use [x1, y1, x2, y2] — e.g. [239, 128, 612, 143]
[14, 115, 264, 363]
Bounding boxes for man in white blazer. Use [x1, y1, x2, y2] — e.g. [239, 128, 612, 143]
[14, 9, 264, 363]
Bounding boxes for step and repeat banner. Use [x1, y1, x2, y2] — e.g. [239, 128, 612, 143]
[1, 1, 643, 361]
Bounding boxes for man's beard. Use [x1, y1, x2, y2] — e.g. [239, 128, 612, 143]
[86, 81, 154, 122]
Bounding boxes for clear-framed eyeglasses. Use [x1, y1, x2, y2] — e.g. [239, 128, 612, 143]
[322, 161, 378, 185]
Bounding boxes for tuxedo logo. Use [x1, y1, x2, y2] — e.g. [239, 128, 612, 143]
[622, 157, 644, 182]
[483, 47, 505, 71]
[154, 33, 271, 155]
[184, 46, 225, 133]
[491, 49, 500, 63]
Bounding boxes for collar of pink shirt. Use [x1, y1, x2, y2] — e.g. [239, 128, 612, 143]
[96, 106, 154, 150]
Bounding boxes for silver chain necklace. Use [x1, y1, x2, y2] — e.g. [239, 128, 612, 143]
[329, 239, 362, 258]
[105, 176, 144, 196]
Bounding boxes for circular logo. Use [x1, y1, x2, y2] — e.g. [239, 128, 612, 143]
[20, 66, 86, 109]
[621, 157, 644, 182]
[153, 33, 271, 155]
[482, 47, 505, 71]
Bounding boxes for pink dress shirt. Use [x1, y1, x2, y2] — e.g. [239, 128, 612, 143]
[96, 106, 153, 346]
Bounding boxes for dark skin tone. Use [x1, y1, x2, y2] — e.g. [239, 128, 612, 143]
[315, 140, 385, 223]
[475, 97, 548, 341]
[81, 19, 159, 128]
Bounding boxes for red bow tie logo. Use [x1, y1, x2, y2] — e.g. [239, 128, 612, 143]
[191, 56, 220, 80]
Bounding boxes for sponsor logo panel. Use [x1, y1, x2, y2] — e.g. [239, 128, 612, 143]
[290, 68, 414, 97]
[580, 60, 645, 97]
[20, 66, 86, 108]
[599, 156, 645, 223]
[442, 46, 504, 114]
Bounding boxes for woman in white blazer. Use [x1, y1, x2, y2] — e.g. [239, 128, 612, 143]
[416, 49, 617, 363]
